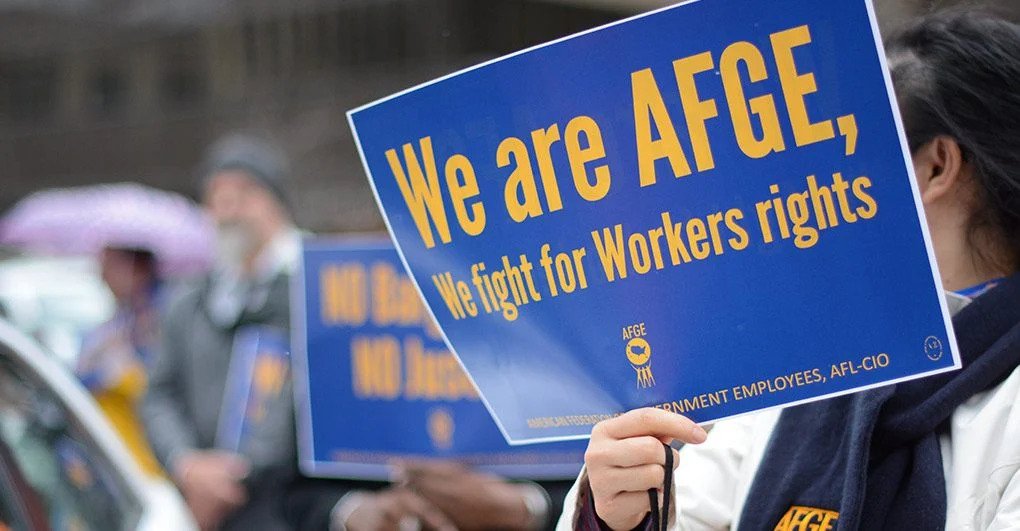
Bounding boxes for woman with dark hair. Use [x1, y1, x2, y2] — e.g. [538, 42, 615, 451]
[77, 246, 165, 477]
[559, 11, 1020, 530]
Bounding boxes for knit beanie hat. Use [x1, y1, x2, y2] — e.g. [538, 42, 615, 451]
[200, 133, 292, 211]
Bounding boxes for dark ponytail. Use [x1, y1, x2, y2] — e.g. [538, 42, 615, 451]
[887, 11, 1020, 272]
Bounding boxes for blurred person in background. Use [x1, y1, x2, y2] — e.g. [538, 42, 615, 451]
[142, 132, 302, 531]
[76, 246, 164, 478]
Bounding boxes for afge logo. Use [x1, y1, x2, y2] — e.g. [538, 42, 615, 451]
[774, 505, 839, 531]
[623, 323, 654, 388]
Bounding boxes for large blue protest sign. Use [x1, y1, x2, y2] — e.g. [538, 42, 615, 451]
[292, 239, 585, 479]
[347, 0, 959, 443]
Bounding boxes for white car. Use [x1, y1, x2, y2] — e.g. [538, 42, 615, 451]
[0, 255, 114, 366]
[0, 319, 195, 531]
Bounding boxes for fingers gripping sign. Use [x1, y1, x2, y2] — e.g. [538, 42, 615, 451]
[585, 409, 707, 530]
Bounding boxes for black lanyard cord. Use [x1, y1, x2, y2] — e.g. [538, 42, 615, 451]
[648, 443, 674, 531]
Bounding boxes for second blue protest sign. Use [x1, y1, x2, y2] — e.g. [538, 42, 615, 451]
[347, 0, 959, 443]
[292, 239, 585, 479]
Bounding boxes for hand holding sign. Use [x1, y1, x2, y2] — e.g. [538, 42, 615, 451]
[173, 450, 250, 530]
[585, 409, 706, 529]
[343, 488, 455, 531]
[403, 461, 539, 531]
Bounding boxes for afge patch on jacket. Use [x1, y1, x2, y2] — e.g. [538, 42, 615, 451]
[774, 505, 839, 531]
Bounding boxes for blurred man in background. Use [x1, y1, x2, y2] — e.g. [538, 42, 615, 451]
[142, 132, 572, 530]
[142, 133, 301, 530]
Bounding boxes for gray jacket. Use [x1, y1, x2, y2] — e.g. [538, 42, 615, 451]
[141, 272, 294, 473]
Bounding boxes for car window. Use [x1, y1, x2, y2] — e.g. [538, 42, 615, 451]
[0, 354, 141, 531]
[0, 453, 34, 531]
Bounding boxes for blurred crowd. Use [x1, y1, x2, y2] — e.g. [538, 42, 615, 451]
[0, 132, 572, 531]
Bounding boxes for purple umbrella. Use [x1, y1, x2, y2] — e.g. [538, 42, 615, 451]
[0, 183, 215, 277]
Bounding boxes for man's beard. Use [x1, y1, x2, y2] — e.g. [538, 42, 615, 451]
[216, 223, 258, 269]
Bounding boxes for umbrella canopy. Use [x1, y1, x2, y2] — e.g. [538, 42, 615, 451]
[0, 183, 216, 277]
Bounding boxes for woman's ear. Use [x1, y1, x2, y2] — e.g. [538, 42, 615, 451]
[913, 135, 966, 205]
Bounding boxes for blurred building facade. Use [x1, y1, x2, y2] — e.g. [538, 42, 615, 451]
[0, 0, 1015, 232]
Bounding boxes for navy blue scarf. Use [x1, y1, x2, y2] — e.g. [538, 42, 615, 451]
[739, 274, 1020, 530]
